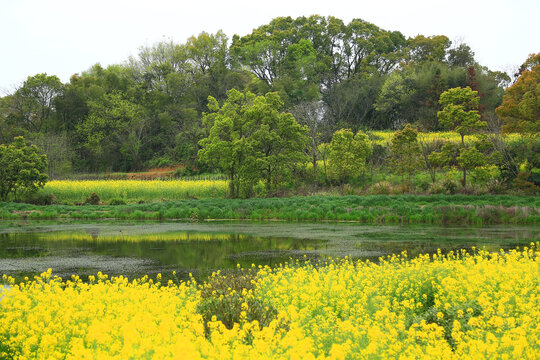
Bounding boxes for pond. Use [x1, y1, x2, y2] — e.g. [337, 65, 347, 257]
[0, 220, 538, 282]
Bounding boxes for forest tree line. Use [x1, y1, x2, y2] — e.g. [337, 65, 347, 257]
[0, 15, 537, 178]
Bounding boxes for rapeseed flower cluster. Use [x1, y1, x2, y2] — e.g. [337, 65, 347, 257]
[44, 179, 228, 203]
[0, 244, 538, 359]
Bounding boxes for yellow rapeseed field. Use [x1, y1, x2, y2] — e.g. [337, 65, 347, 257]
[0, 244, 538, 359]
[369, 131, 524, 146]
[43, 179, 228, 203]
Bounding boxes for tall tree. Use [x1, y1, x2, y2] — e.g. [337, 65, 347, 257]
[407, 35, 451, 64]
[199, 89, 308, 197]
[290, 100, 329, 173]
[496, 53, 539, 134]
[447, 43, 475, 68]
[77, 92, 147, 171]
[10, 74, 64, 133]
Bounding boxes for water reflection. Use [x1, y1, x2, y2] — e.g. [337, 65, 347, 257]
[0, 221, 537, 281]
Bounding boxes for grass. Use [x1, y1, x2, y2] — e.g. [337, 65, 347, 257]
[2, 195, 539, 225]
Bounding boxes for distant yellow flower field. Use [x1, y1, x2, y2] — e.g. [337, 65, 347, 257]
[0, 244, 538, 359]
[370, 131, 525, 145]
[43, 179, 228, 203]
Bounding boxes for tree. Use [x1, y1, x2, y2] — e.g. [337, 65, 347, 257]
[428, 139, 494, 188]
[0, 137, 48, 201]
[447, 43, 475, 68]
[456, 147, 491, 187]
[408, 35, 451, 64]
[375, 71, 416, 128]
[328, 129, 372, 183]
[438, 87, 486, 144]
[317, 142, 330, 184]
[198, 89, 308, 197]
[11, 73, 64, 132]
[390, 124, 422, 183]
[496, 53, 539, 134]
[76, 92, 147, 171]
[324, 74, 384, 129]
[290, 100, 328, 173]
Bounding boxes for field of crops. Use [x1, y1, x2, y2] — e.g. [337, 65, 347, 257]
[0, 244, 537, 359]
[369, 131, 525, 145]
[42, 179, 228, 203]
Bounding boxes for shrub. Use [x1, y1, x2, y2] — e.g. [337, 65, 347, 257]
[197, 272, 278, 338]
[442, 178, 459, 194]
[108, 198, 126, 205]
[513, 171, 540, 194]
[23, 192, 57, 205]
[369, 181, 392, 195]
[84, 192, 100, 205]
[416, 177, 431, 192]
[529, 168, 540, 186]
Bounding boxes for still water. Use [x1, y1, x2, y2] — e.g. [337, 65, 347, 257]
[0, 220, 538, 281]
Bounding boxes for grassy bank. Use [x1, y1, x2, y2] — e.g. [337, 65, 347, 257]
[1, 245, 538, 359]
[1, 195, 539, 225]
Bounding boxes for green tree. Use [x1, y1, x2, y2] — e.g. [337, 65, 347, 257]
[317, 142, 330, 184]
[375, 71, 416, 128]
[447, 43, 475, 68]
[428, 140, 494, 188]
[328, 129, 372, 183]
[496, 53, 539, 134]
[198, 89, 308, 197]
[438, 86, 486, 144]
[77, 92, 147, 171]
[290, 100, 329, 174]
[456, 147, 490, 187]
[390, 124, 422, 183]
[0, 137, 48, 201]
[11, 73, 64, 133]
[407, 35, 451, 64]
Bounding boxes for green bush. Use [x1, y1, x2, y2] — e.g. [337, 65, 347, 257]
[197, 272, 278, 339]
[23, 192, 56, 205]
[442, 177, 459, 194]
[108, 198, 126, 205]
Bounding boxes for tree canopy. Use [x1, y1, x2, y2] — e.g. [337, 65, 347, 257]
[0, 137, 48, 201]
[0, 15, 529, 175]
[496, 53, 539, 134]
[438, 87, 486, 144]
[198, 89, 308, 197]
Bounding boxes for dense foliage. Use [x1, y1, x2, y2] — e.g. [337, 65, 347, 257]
[0, 15, 519, 177]
[199, 90, 308, 197]
[1, 245, 538, 359]
[496, 53, 540, 134]
[0, 136, 48, 201]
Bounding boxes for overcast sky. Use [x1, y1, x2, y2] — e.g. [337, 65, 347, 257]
[1, 0, 538, 93]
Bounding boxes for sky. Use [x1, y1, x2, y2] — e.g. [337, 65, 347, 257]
[1, 0, 539, 93]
